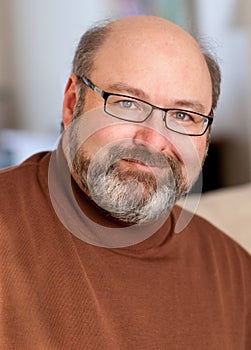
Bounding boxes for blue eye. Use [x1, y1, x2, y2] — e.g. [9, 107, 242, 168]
[175, 112, 189, 121]
[121, 100, 135, 109]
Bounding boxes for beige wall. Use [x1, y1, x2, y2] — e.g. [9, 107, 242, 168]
[0, 1, 10, 86]
[233, 0, 251, 181]
[0, 1, 14, 128]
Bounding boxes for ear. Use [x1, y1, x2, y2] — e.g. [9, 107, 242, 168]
[62, 73, 79, 130]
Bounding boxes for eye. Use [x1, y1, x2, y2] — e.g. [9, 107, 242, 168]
[175, 111, 191, 121]
[117, 100, 139, 109]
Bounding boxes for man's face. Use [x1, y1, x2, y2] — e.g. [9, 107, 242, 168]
[63, 17, 213, 224]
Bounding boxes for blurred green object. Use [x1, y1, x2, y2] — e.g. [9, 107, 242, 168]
[110, 0, 188, 27]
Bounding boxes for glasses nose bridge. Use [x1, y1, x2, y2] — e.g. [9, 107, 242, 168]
[146, 105, 166, 125]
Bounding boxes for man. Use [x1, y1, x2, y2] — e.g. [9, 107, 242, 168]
[0, 15, 250, 349]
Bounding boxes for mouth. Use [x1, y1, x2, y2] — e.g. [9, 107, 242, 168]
[120, 158, 161, 173]
[124, 158, 147, 165]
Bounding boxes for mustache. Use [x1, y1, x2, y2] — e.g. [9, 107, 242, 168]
[107, 145, 179, 170]
[72, 143, 182, 186]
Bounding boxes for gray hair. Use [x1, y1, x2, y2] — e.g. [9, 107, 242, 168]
[71, 21, 111, 115]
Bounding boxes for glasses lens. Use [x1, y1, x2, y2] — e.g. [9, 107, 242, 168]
[105, 95, 151, 122]
[165, 109, 208, 135]
[104, 95, 209, 136]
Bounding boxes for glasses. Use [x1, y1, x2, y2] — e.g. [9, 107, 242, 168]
[79, 76, 214, 136]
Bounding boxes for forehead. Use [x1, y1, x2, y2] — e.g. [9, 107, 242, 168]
[91, 19, 212, 108]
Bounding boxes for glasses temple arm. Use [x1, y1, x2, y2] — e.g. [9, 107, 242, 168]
[81, 76, 104, 97]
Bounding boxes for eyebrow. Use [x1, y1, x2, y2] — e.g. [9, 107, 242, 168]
[107, 82, 207, 114]
[172, 100, 207, 114]
[108, 82, 149, 100]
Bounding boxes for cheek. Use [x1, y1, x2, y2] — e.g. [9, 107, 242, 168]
[187, 136, 207, 162]
[165, 130, 207, 163]
[185, 137, 208, 183]
[166, 132, 207, 183]
[75, 121, 138, 157]
[193, 137, 208, 163]
[82, 129, 122, 156]
[68, 105, 138, 155]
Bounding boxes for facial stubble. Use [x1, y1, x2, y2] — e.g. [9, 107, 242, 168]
[70, 142, 189, 224]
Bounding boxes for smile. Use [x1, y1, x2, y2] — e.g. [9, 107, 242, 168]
[121, 158, 161, 173]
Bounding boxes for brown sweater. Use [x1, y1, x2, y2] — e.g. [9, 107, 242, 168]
[0, 151, 250, 349]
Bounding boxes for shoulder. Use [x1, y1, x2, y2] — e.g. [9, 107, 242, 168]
[172, 204, 251, 269]
[0, 151, 52, 208]
[0, 151, 51, 184]
[171, 205, 251, 298]
[0, 151, 50, 173]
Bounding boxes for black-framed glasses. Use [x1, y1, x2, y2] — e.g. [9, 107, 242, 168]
[78, 75, 214, 136]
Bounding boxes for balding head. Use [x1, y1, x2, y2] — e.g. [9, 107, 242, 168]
[107, 15, 198, 49]
[72, 16, 220, 113]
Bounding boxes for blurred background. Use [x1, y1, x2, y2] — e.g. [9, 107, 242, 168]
[0, 0, 251, 192]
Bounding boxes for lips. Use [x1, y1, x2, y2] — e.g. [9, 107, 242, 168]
[120, 158, 163, 175]
[110, 145, 177, 171]
[123, 158, 149, 167]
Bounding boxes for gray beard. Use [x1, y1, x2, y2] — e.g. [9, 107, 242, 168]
[70, 142, 189, 224]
